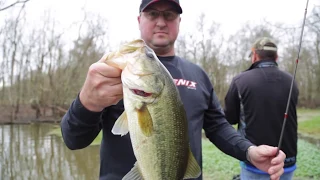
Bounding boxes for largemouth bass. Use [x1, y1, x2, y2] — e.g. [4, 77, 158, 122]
[104, 39, 201, 180]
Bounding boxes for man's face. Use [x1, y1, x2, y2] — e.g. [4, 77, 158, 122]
[138, 1, 181, 52]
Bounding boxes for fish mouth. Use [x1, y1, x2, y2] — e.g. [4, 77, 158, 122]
[130, 89, 152, 97]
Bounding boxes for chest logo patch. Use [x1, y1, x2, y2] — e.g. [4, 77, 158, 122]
[173, 79, 197, 90]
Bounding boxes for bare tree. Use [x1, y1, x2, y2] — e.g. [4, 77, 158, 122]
[0, 2, 28, 121]
[305, 4, 320, 105]
[176, 14, 227, 101]
[0, 0, 30, 11]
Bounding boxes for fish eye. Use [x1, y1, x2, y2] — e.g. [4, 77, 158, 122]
[145, 47, 154, 59]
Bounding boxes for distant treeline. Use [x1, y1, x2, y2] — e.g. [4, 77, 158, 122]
[0, 5, 319, 122]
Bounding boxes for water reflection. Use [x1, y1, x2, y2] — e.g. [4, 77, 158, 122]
[0, 124, 100, 180]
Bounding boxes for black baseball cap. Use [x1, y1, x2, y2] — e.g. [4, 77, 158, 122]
[139, 0, 183, 14]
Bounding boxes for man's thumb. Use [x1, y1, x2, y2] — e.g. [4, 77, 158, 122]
[261, 145, 278, 156]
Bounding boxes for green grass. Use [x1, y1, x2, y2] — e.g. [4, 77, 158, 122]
[297, 108, 319, 114]
[48, 126, 61, 136]
[297, 108, 320, 122]
[49, 126, 103, 146]
[298, 116, 320, 138]
[294, 140, 320, 179]
[202, 138, 320, 180]
[202, 139, 239, 179]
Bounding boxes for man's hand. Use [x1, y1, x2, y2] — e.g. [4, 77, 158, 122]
[79, 58, 123, 112]
[248, 145, 286, 180]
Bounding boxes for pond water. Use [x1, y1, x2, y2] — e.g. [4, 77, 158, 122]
[0, 123, 100, 180]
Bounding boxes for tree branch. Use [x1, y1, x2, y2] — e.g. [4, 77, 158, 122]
[0, 0, 30, 11]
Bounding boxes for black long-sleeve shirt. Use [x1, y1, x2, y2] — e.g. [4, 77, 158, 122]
[61, 56, 253, 180]
[224, 60, 299, 168]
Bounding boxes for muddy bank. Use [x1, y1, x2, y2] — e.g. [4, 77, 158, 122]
[0, 105, 62, 124]
[298, 133, 320, 147]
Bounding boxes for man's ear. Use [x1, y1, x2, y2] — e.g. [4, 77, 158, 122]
[275, 54, 278, 61]
[252, 51, 258, 63]
[137, 15, 141, 30]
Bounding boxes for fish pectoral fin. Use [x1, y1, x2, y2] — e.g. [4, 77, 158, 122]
[137, 105, 153, 137]
[183, 148, 202, 179]
[122, 162, 144, 180]
[111, 111, 129, 136]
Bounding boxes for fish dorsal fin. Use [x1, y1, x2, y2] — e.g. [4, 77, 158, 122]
[183, 148, 202, 179]
[103, 51, 127, 70]
[119, 39, 145, 54]
[105, 39, 144, 60]
[137, 104, 153, 137]
[111, 111, 129, 136]
[104, 51, 117, 61]
[104, 39, 145, 69]
[122, 162, 144, 180]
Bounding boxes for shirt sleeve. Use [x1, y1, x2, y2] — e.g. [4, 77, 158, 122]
[203, 88, 253, 161]
[60, 94, 103, 150]
[224, 79, 240, 125]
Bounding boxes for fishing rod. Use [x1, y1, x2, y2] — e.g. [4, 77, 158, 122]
[277, 0, 310, 155]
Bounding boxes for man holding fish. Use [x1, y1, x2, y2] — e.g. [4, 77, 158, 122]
[60, 0, 286, 180]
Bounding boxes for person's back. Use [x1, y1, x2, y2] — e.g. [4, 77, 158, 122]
[232, 62, 298, 161]
[224, 37, 299, 180]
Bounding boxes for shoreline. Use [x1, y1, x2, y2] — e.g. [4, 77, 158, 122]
[0, 104, 62, 125]
[0, 120, 60, 125]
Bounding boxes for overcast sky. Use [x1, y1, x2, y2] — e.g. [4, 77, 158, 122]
[2, 0, 319, 48]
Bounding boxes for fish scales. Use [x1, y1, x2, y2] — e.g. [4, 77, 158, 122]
[105, 39, 201, 180]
